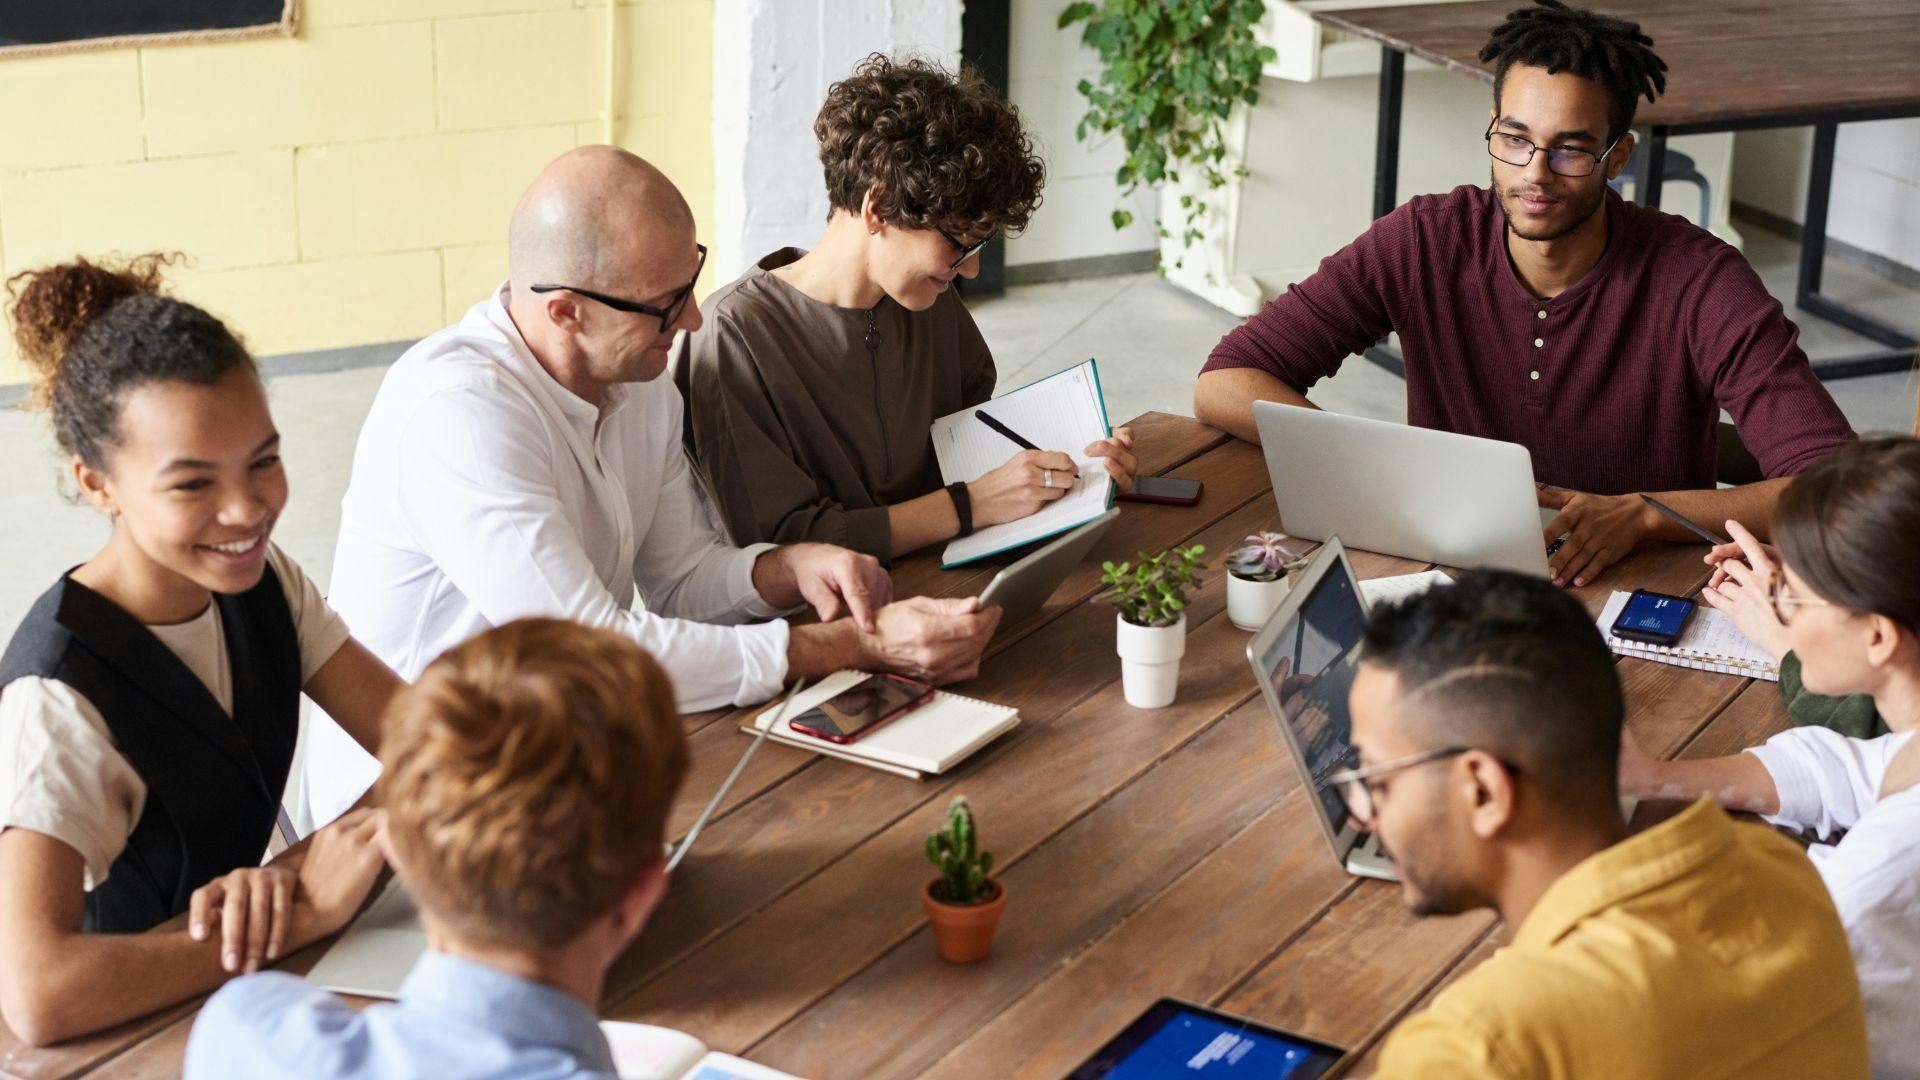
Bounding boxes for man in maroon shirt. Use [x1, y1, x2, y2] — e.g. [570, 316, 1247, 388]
[1194, 0, 1853, 588]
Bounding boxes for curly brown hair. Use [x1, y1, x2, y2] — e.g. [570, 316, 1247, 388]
[815, 53, 1045, 237]
[377, 618, 689, 950]
[5, 252, 254, 468]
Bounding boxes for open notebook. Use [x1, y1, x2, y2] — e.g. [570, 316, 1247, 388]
[600, 1021, 801, 1080]
[931, 358, 1115, 567]
[1595, 591, 1780, 680]
[738, 670, 1020, 780]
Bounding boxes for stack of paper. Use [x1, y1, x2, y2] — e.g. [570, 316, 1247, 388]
[930, 358, 1115, 567]
[740, 670, 1020, 779]
[1595, 591, 1780, 680]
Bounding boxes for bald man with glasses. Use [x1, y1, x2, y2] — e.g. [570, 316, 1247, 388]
[1194, 1, 1851, 591]
[308, 147, 999, 827]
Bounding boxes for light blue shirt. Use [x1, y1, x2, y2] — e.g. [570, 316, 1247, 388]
[183, 949, 618, 1079]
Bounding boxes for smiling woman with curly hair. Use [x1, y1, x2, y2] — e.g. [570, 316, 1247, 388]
[680, 53, 1138, 564]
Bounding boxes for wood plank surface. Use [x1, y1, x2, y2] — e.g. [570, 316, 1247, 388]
[2, 414, 1803, 1079]
[1317, 0, 1920, 129]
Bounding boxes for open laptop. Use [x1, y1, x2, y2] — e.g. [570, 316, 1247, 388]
[1253, 401, 1554, 577]
[1246, 538, 1409, 881]
[977, 508, 1119, 631]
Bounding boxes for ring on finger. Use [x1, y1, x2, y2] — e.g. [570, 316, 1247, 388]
[1043, 469, 1053, 489]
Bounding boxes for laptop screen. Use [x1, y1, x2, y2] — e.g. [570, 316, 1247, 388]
[1255, 562, 1368, 837]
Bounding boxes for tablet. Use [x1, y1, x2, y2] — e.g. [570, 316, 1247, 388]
[1067, 999, 1345, 1079]
[976, 507, 1119, 630]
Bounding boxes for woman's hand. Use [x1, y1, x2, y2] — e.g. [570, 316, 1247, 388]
[189, 867, 297, 974]
[290, 809, 389, 947]
[1616, 728, 1664, 799]
[967, 449, 1079, 527]
[1085, 426, 1138, 491]
[1699, 520, 1790, 660]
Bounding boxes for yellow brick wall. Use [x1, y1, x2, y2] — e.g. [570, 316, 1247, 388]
[0, 0, 714, 386]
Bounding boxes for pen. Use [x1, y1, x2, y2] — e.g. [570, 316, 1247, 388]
[975, 410, 1039, 452]
[1639, 494, 1730, 546]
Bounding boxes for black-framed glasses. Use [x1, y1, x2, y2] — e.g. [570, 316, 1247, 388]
[1324, 746, 1477, 827]
[1485, 124, 1622, 178]
[936, 227, 995, 272]
[530, 243, 707, 329]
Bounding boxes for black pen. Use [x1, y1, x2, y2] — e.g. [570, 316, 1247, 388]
[975, 410, 1039, 452]
[1639, 494, 1730, 545]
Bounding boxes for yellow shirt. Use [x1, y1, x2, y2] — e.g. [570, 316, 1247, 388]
[1374, 799, 1869, 1079]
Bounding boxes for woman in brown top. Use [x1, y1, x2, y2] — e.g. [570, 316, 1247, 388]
[680, 54, 1137, 564]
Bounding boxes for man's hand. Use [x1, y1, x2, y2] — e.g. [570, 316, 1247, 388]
[757, 543, 893, 632]
[858, 596, 1002, 684]
[1539, 487, 1656, 588]
[1698, 520, 1791, 660]
[289, 809, 389, 950]
[1085, 425, 1138, 492]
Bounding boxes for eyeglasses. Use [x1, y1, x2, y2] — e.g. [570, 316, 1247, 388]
[1768, 572, 1835, 625]
[936, 227, 995, 272]
[1485, 124, 1622, 178]
[530, 243, 707, 330]
[1323, 746, 1474, 828]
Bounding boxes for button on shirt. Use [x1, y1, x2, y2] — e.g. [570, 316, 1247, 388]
[184, 950, 617, 1080]
[1373, 799, 1870, 1079]
[1203, 185, 1854, 495]
[1750, 727, 1920, 1077]
[312, 284, 786, 824]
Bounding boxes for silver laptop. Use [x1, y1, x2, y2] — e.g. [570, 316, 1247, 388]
[977, 508, 1119, 631]
[1246, 538, 1396, 880]
[1252, 401, 1552, 577]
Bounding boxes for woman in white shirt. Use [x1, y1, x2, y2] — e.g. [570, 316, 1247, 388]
[1620, 435, 1920, 1078]
[0, 255, 402, 1045]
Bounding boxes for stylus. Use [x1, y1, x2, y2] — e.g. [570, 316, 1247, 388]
[666, 676, 808, 874]
[1639, 494, 1730, 546]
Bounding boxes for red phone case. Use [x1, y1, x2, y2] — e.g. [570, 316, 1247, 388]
[788, 677, 935, 744]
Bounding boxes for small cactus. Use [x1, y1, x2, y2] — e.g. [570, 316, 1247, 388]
[925, 796, 995, 905]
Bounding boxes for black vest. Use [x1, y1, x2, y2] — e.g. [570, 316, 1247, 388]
[0, 567, 301, 933]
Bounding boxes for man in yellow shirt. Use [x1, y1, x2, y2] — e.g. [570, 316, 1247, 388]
[1339, 570, 1869, 1079]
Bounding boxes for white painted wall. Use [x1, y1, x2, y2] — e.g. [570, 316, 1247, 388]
[710, 0, 963, 282]
[1732, 121, 1920, 273]
[1005, 0, 1157, 269]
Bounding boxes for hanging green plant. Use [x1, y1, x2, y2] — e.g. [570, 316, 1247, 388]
[1059, 0, 1276, 262]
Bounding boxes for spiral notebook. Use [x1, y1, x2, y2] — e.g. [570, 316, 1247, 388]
[1595, 591, 1780, 681]
[738, 670, 1020, 779]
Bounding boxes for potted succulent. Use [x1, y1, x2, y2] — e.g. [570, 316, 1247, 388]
[922, 796, 1005, 964]
[1099, 544, 1206, 708]
[1225, 532, 1311, 631]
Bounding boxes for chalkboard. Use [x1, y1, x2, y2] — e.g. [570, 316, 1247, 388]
[0, 0, 295, 60]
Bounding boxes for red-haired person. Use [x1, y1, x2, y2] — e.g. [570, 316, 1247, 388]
[0, 256, 396, 1045]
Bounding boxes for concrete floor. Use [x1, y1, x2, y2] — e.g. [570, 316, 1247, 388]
[2, 227, 1916, 636]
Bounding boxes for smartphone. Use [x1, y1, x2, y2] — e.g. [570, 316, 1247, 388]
[1118, 475, 1202, 506]
[1610, 588, 1698, 647]
[787, 674, 935, 744]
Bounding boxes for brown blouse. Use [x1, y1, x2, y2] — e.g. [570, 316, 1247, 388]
[677, 248, 997, 564]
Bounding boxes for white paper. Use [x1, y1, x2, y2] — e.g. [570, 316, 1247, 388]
[749, 670, 1019, 775]
[1359, 570, 1455, 610]
[602, 1021, 708, 1079]
[931, 359, 1115, 566]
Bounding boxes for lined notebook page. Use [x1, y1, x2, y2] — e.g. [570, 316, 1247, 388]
[1595, 591, 1780, 681]
[931, 359, 1115, 566]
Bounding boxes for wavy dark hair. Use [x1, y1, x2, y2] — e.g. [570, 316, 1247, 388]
[1775, 437, 1920, 633]
[815, 53, 1045, 236]
[1479, 0, 1667, 145]
[6, 253, 255, 469]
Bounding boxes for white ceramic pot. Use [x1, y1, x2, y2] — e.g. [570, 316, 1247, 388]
[1226, 571, 1290, 631]
[1115, 613, 1187, 709]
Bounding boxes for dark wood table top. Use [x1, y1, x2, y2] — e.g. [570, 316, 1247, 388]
[0, 412, 1792, 1079]
[1316, 0, 1920, 129]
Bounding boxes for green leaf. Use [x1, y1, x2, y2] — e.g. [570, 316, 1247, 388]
[1058, 1, 1096, 29]
[1111, 208, 1134, 230]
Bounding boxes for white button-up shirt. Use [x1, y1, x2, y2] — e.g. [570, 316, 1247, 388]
[1750, 726, 1920, 1079]
[308, 284, 787, 824]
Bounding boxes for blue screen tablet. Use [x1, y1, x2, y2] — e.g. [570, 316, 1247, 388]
[1068, 999, 1344, 1079]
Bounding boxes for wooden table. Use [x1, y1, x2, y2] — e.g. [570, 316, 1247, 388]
[0, 412, 1794, 1079]
[1316, 0, 1920, 380]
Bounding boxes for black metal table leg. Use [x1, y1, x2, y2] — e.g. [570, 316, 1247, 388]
[1788, 120, 1919, 378]
[1364, 46, 1408, 372]
[1634, 125, 1668, 208]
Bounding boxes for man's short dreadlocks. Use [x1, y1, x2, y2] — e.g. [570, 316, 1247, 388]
[1479, 0, 1667, 145]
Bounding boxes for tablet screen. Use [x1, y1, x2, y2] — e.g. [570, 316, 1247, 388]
[1069, 1000, 1343, 1079]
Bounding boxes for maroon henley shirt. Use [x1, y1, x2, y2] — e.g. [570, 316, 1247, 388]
[1203, 185, 1854, 495]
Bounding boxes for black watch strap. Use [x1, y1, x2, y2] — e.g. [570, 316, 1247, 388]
[946, 481, 975, 538]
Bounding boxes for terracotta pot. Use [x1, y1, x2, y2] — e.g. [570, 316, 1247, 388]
[922, 876, 1007, 964]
